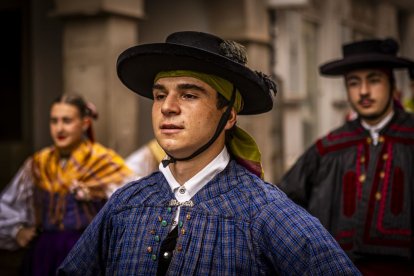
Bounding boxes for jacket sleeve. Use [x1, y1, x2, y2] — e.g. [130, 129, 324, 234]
[0, 158, 35, 250]
[278, 144, 321, 208]
[252, 195, 361, 275]
[57, 191, 117, 275]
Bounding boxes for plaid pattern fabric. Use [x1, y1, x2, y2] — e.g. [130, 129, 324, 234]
[58, 160, 360, 275]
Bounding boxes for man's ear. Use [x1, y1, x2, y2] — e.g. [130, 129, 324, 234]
[225, 108, 237, 130]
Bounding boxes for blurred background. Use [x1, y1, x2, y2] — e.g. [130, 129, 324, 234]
[1, 0, 414, 189]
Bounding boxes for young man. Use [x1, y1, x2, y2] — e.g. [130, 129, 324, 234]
[279, 38, 414, 275]
[58, 31, 358, 275]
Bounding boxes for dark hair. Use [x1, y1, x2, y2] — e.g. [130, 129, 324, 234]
[52, 93, 98, 142]
[53, 94, 98, 119]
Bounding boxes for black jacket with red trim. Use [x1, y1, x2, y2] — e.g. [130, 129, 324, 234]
[279, 108, 414, 261]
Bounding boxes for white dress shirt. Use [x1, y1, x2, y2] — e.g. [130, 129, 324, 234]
[159, 147, 230, 230]
[361, 111, 394, 145]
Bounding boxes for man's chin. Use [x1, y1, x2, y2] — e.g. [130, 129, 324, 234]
[359, 112, 383, 122]
[158, 145, 193, 159]
[158, 138, 180, 150]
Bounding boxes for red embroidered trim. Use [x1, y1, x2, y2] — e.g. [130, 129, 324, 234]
[386, 136, 414, 145]
[316, 139, 362, 155]
[364, 141, 370, 171]
[327, 128, 363, 141]
[391, 167, 404, 215]
[363, 141, 412, 247]
[316, 139, 325, 154]
[336, 229, 356, 239]
[356, 144, 364, 200]
[376, 142, 411, 236]
[343, 171, 357, 217]
[390, 124, 414, 133]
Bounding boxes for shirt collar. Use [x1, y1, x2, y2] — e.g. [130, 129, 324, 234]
[361, 110, 394, 145]
[159, 147, 230, 200]
[361, 110, 394, 133]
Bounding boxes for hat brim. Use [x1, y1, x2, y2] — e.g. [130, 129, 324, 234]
[319, 54, 412, 76]
[117, 43, 274, 115]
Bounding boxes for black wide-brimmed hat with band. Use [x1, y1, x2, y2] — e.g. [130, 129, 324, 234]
[319, 38, 414, 76]
[116, 31, 277, 115]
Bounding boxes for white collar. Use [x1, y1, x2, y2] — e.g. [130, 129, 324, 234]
[159, 147, 230, 201]
[361, 110, 394, 145]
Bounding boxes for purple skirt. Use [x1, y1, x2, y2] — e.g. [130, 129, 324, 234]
[23, 230, 83, 276]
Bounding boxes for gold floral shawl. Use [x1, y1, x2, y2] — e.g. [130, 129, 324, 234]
[32, 140, 132, 198]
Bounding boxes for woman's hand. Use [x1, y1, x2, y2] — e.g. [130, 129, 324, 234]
[16, 226, 37, 247]
[70, 180, 91, 201]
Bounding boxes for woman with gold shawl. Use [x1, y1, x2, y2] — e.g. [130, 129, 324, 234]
[0, 94, 133, 275]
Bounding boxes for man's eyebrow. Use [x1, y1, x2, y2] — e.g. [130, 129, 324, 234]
[177, 83, 208, 93]
[346, 71, 383, 81]
[152, 82, 209, 94]
[345, 75, 359, 81]
[153, 83, 166, 91]
[366, 72, 382, 78]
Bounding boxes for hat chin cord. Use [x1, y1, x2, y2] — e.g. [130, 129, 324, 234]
[161, 86, 236, 167]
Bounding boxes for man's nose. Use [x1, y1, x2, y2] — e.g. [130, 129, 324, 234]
[161, 95, 180, 115]
[360, 80, 370, 96]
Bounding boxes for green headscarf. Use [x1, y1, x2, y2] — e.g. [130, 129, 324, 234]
[155, 70, 264, 179]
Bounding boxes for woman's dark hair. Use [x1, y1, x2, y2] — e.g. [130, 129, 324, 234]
[52, 93, 98, 142]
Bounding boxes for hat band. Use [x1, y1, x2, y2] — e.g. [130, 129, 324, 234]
[155, 70, 243, 112]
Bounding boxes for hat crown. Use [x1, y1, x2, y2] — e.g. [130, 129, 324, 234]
[117, 31, 276, 114]
[166, 31, 248, 65]
[342, 38, 399, 58]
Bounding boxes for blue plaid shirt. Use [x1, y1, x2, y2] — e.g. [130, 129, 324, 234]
[58, 160, 360, 275]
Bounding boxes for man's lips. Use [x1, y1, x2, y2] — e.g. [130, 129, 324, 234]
[358, 99, 374, 108]
[160, 123, 184, 134]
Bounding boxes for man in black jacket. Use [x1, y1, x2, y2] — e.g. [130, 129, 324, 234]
[279, 38, 414, 275]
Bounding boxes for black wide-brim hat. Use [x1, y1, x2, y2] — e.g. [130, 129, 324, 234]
[117, 31, 277, 115]
[319, 38, 413, 76]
